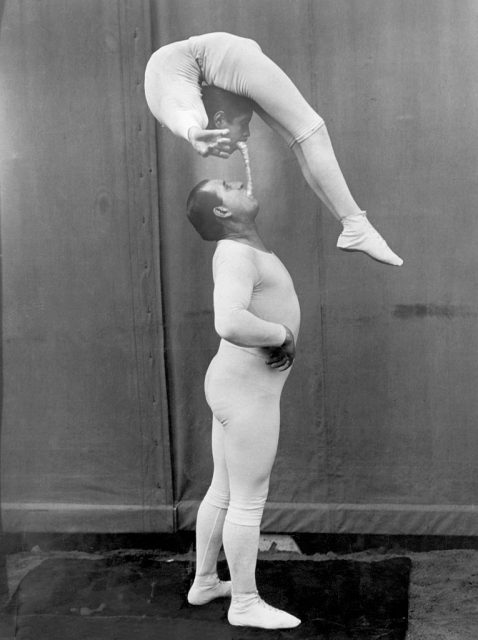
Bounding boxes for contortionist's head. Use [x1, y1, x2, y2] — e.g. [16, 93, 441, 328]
[186, 179, 259, 241]
[202, 86, 253, 150]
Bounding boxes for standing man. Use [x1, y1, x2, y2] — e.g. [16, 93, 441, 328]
[185, 179, 301, 629]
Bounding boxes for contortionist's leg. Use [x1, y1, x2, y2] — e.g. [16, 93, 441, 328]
[226, 40, 403, 265]
[187, 418, 232, 605]
[254, 104, 403, 266]
[225, 39, 358, 219]
[257, 111, 403, 265]
[254, 105, 337, 220]
[294, 127, 361, 220]
[295, 128, 403, 265]
[297, 130, 403, 265]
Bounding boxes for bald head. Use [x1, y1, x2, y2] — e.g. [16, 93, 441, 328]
[186, 180, 224, 241]
[187, 179, 259, 241]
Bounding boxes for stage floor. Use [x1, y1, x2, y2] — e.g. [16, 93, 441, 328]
[3, 552, 410, 640]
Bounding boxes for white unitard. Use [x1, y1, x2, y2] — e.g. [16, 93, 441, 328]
[144, 32, 324, 148]
[203, 240, 300, 527]
[146, 31, 405, 269]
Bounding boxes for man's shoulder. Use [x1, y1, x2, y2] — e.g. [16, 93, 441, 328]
[213, 240, 257, 272]
[214, 239, 255, 257]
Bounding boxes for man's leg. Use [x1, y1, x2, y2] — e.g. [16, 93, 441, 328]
[222, 396, 301, 629]
[187, 417, 232, 605]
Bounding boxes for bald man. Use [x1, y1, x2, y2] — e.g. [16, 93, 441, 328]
[185, 179, 301, 629]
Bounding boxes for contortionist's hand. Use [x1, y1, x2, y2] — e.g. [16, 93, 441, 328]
[188, 127, 232, 158]
[265, 326, 296, 371]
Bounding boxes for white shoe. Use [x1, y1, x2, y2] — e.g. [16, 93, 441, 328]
[228, 593, 301, 629]
[187, 577, 232, 605]
[337, 212, 403, 266]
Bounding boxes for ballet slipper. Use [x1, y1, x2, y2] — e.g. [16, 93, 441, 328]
[228, 592, 301, 629]
[337, 211, 403, 266]
[187, 575, 232, 605]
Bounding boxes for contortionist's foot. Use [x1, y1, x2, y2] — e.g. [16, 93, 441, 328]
[228, 592, 301, 629]
[187, 575, 232, 605]
[337, 212, 403, 266]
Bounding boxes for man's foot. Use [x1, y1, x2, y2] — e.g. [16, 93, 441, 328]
[187, 575, 232, 605]
[337, 212, 403, 266]
[228, 592, 301, 629]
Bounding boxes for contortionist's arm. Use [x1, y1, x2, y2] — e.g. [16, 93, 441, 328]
[144, 50, 208, 141]
[213, 252, 287, 348]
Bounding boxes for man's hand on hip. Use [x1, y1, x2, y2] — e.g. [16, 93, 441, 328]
[265, 326, 295, 371]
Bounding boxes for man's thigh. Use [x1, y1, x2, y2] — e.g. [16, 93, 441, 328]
[223, 393, 281, 494]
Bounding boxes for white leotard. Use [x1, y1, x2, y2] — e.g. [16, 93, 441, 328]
[144, 32, 324, 147]
[212, 239, 300, 350]
[203, 240, 300, 526]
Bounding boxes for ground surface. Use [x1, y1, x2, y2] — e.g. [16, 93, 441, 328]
[0, 547, 477, 639]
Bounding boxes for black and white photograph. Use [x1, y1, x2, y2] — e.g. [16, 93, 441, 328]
[1, 1, 478, 638]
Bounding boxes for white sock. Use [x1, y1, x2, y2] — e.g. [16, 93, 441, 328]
[228, 592, 301, 629]
[222, 520, 260, 593]
[337, 211, 403, 266]
[188, 499, 229, 606]
[187, 573, 232, 605]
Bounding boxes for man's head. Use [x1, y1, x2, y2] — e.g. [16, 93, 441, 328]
[186, 179, 259, 241]
[202, 86, 253, 150]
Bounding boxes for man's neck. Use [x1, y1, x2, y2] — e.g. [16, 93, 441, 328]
[221, 225, 269, 253]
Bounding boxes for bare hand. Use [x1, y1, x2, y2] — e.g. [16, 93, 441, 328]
[265, 326, 295, 371]
[188, 127, 232, 158]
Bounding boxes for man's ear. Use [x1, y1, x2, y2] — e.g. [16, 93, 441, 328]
[213, 110, 227, 128]
[213, 205, 231, 219]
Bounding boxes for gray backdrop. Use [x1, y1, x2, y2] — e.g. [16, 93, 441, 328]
[1, 0, 478, 535]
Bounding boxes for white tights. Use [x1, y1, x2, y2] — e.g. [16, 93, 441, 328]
[146, 34, 362, 222]
[256, 104, 362, 221]
[190, 343, 287, 596]
[187, 316, 302, 628]
[188, 409, 301, 628]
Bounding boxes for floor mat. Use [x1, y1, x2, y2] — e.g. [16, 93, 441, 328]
[7, 555, 410, 639]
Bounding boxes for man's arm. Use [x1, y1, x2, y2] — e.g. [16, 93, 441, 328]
[213, 253, 287, 348]
[213, 251, 295, 370]
[265, 326, 295, 371]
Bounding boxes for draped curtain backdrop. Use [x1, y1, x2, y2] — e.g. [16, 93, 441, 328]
[0, 0, 174, 532]
[1, 0, 478, 535]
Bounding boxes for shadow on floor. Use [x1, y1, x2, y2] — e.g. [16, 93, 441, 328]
[6, 555, 410, 639]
